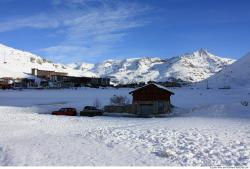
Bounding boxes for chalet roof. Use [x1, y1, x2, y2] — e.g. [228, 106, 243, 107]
[129, 83, 175, 95]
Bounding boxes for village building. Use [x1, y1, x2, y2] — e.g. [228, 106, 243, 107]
[129, 83, 174, 116]
[31, 68, 68, 79]
[0, 77, 13, 89]
[13, 78, 37, 88]
[31, 68, 110, 88]
[0, 77, 38, 89]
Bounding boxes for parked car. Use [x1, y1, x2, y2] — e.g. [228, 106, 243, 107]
[80, 106, 104, 117]
[52, 108, 77, 116]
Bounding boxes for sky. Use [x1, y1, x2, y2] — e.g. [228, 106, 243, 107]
[0, 0, 249, 63]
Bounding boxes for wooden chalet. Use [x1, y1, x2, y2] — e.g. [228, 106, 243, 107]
[129, 83, 174, 116]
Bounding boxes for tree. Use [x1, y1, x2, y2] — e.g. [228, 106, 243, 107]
[93, 98, 102, 108]
[110, 95, 130, 105]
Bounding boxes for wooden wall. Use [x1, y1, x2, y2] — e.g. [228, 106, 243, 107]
[132, 85, 171, 102]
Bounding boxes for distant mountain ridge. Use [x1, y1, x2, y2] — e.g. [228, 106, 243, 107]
[0, 44, 235, 84]
[93, 49, 235, 84]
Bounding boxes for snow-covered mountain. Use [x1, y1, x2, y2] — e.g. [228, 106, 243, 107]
[199, 52, 250, 89]
[94, 49, 235, 84]
[0, 44, 235, 84]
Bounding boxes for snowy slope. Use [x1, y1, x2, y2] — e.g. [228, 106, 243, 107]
[199, 52, 250, 89]
[94, 49, 235, 84]
[93, 57, 166, 84]
[158, 49, 235, 82]
[0, 44, 97, 78]
[0, 44, 234, 83]
[66, 62, 95, 72]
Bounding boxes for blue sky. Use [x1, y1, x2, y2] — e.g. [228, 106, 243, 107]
[0, 0, 249, 63]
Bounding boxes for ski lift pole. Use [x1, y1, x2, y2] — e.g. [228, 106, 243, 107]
[3, 51, 7, 64]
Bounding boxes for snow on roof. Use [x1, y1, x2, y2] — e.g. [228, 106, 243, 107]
[129, 83, 174, 95]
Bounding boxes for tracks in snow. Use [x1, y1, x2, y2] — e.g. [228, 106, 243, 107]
[77, 123, 250, 166]
[0, 146, 12, 166]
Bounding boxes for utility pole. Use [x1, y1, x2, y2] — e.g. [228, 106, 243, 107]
[206, 79, 209, 89]
[3, 51, 7, 64]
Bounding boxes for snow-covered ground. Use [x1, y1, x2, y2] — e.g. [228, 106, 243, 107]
[0, 87, 249, 166]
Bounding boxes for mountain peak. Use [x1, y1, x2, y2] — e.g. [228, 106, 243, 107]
[197, 48, 209, 56]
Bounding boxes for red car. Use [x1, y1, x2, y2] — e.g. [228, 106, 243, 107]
[52, 108, 77, 116]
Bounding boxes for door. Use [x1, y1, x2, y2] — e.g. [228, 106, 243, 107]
[139, 104, 154, 116]
[158, 101, 165, 113]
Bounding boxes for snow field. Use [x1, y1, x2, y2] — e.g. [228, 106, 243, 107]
[0, 87, 249, 166]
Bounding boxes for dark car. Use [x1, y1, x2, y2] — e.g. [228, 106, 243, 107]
[80, 106, 104, 117]
[52, 108, 77, 116]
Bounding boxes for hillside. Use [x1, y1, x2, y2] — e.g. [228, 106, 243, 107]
[199, 52, 250, 89]
[94, 49, 235, 84]
[0, 44, 96, 78]
[0, 44, 235, 84]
